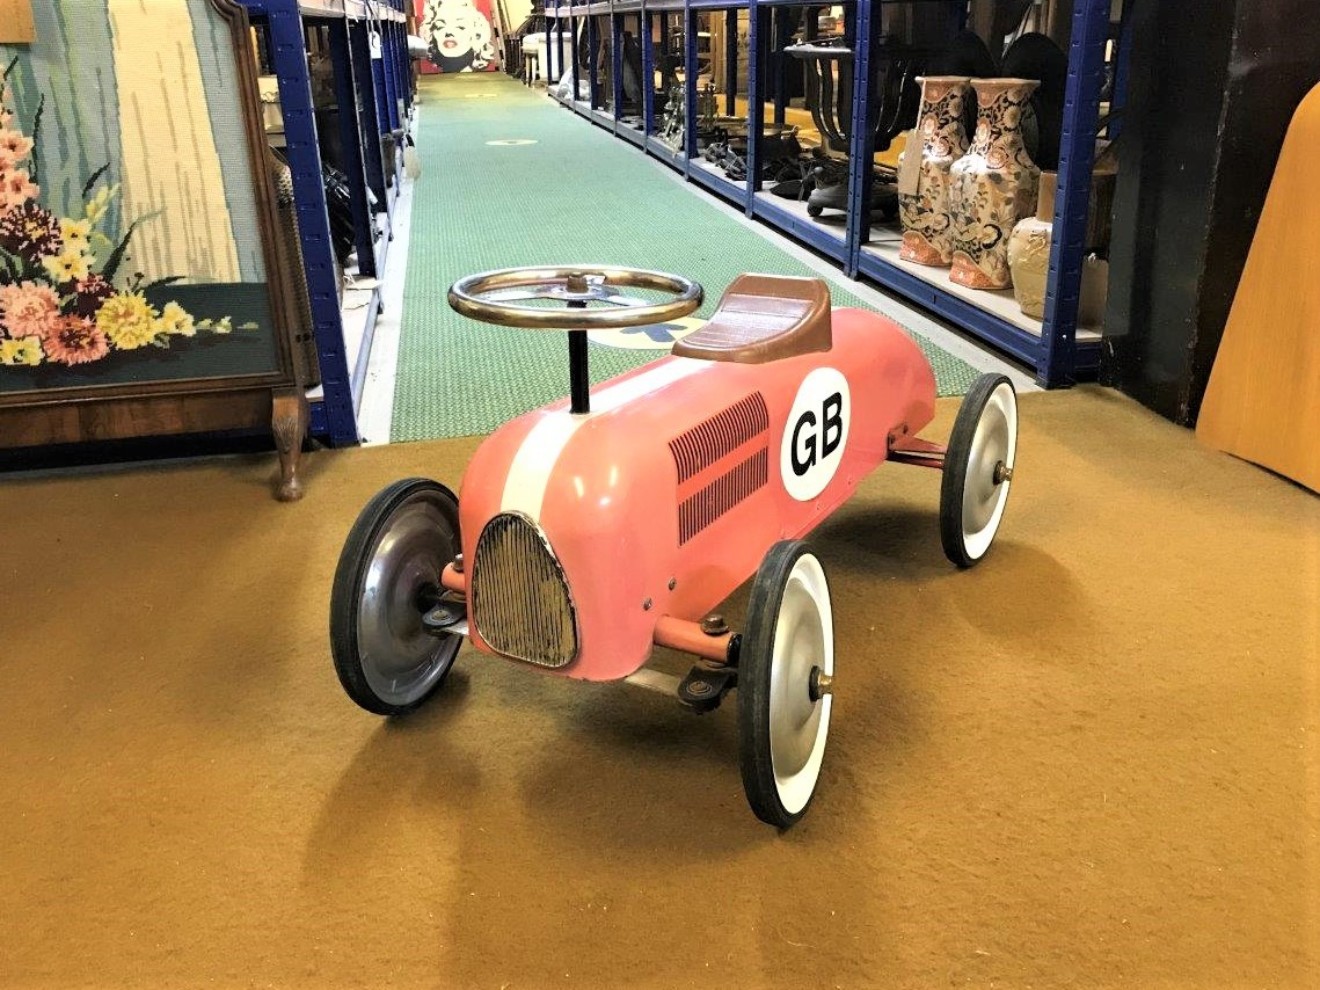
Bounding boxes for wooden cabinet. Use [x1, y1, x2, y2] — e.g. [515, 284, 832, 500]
[0, 0, 309, 498]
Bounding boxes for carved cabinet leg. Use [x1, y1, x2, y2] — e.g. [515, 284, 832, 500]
[272, 388, 310, 502]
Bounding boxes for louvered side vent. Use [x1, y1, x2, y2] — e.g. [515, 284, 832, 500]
[668, 393, 770, 484]
[678, 449, 769, 544]
[470, 513, 578, 669]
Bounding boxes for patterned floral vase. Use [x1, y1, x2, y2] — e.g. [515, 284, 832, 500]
[899, 76, 970, 266]
[948, 78, 1042, 290]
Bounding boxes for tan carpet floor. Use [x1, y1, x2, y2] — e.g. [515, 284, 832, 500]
[1, 386, 1317, 989]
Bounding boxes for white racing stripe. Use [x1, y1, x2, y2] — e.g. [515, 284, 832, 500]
[500, 357, 707, 520]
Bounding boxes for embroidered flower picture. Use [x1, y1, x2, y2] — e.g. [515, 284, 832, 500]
[0, 57, 251, 369]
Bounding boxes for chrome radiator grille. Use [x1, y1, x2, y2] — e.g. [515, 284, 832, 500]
[470, 512, 578, 668]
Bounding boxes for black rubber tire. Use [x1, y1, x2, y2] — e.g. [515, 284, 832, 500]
[738, 540, 831, 830]
[940, 373, 1016, 569]
[330, 478, 461, 716]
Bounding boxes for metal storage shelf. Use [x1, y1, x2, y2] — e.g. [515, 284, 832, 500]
[753, 193, 849, 262]
[689, 157, 748, 206]
[297, 0, 408, 21]
[541, 0, 1118, 387]
[239, 0, 413, 443]
[646, 136, 687, 171]
[861, 238, 1101, 342]
[618, 122, 648, 146]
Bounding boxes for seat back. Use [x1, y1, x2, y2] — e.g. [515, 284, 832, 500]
[671, 275, 833, 364]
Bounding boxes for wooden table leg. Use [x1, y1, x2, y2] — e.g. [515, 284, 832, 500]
[272, 387, 310, 502]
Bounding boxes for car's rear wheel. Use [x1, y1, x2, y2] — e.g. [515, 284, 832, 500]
[738, 540, 834, 829]
[940, 373, 1018, 568]
[330, 478, 462, 716]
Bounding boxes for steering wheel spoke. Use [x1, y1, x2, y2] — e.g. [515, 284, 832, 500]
[481, 288, 553, 303]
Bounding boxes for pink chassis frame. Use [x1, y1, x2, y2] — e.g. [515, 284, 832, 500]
[439, 306, 950, 681]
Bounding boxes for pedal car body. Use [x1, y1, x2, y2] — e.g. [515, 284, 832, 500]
[331, 267, 1017, 828]
[456, 277, 935, 681]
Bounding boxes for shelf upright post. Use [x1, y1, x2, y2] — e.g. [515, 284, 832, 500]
[261, 4, 357, 445]
[802, 0, 818, 116]
[683, 2, 697, 175]
[612, 9, 625, 120]
[724, 7, 738, 116]
[363, 17, 399, 221]
[658, 8, 672, 138]
[394, 25, 406, 129]
[350, 20, 389, 215]
[570, 9, 581, 102]
[745, 0, 763, 213]
[367, 18, 389, 130]
[395, 21, 413, 116]
[379, 19, 395, 118]
[845, 0, 880, 279]
[386, 21, 407, 124]
[396, 16, 411, 112]
[328, 18, 378, 278]
[587, 10, 599, 107]
[772, 4, 791, 126]
[546, 4, 554, 85]
[375, 14, 401, 135]
[642, 9, 656, 133]
[1038, 0, 1109, 387]
[382, 20, 396, 103]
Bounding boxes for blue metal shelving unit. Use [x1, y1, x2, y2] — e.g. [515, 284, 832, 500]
[239, 0, 412, 444]
[541, 0, 1116, 387]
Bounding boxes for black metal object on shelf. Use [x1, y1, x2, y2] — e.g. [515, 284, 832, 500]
[543, 0, 1120, 388]
[785, 37, 854, 156]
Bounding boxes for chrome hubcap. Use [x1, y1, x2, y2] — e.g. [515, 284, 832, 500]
[808, 667, 833, 702]
[357, 495, 460, 706]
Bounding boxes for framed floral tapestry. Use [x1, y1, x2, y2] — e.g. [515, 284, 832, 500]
[0, 0, 309, 498]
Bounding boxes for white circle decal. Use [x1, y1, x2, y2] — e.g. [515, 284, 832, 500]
[485, 139, 538, 146]
[780, 367, 851, 502]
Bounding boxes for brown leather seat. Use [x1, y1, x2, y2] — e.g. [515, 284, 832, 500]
[671, 274, 833, 364]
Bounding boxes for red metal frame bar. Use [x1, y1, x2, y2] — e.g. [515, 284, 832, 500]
[653, 616, 733, 663]
[440, 563, 466, 594]
[887, 434, 946, 471]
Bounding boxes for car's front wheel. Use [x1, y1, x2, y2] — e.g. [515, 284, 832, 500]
[330, 478, 463, 716]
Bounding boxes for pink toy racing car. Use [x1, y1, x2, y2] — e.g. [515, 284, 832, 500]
[330, 266, 1018, 828]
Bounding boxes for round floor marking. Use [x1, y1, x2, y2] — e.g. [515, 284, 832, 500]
[588, 316, 705, 350]
[485, 139, 538, 146]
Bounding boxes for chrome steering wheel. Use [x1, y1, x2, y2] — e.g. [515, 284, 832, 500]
[447, 265, 703, 330]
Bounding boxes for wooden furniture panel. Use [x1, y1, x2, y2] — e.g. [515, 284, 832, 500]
[1197, 83, 1320, 493]
[0, 0, 309, 498]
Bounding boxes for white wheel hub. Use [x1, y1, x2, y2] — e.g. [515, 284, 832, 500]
[960, 381, 1017, 561]
[768, 553, 834, 815]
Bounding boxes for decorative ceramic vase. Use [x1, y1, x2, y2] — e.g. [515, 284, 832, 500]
[898, 76, 971, 266]
[948, 78, 1041, 289]
[1006, 171, 1056, 318]
[1007, 169, 1115, 323]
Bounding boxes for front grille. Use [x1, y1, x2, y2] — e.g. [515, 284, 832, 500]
[470, 512, 578, 668]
